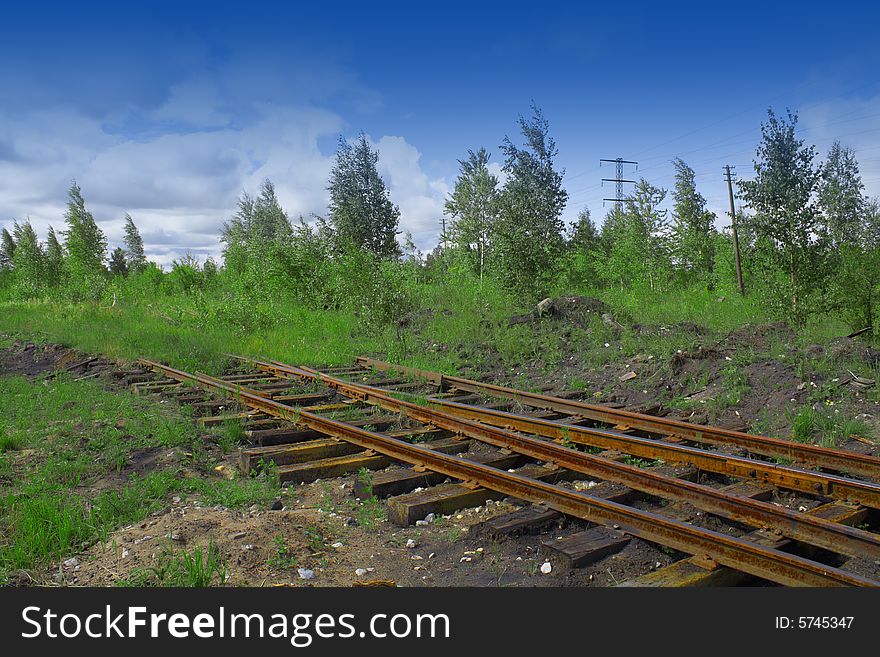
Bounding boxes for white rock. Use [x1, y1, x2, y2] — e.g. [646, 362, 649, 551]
[297, 568, 315, 580]
[415, 520, 429, 526]
[406, 539, 417, 549]
[424, 513, 435, 522]
[355, 568, 367, 576]
[63, 557, 79, 568]
[331, 542, 344, 549]
[540, 561, 552, 574]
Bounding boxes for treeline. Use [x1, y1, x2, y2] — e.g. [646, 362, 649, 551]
[1, 105, 879, 333]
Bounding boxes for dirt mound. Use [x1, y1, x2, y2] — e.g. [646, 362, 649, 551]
[509, 296, 609, 329]
[0, 341, 81, 377]
[725, 322, 795, 351]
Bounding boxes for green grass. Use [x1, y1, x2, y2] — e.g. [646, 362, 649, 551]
[266, 535, 299, 570]
[0, 281, 774, 384]
[790, 404, 870, 448]
[0, 373, 279, 583]
[119, 539, 227, 587]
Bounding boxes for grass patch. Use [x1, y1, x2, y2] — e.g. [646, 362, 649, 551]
[119, 539, 227, 587]
[790, 404, 869, 448]
[0, 373, 279, 582]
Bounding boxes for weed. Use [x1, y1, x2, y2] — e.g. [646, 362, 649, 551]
[267, 535, 298, 569]
[356, 467, 374, 498]
[790, 404, 869, 448]
[356, 496, 386, 529]
[120, 539, 227, 587]
[218, 418, 247, 453]
[304, 525, 325, 553]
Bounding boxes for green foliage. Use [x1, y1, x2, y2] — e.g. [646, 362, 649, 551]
[356, 495, 386, 529]
[122, 213, 147, 272]
[0, 228, 14, 270]
[44, 226, 65, 287]
[62, 182, 108, 300]
[671, 158, 716, 283]
[594, 180, 671, 292]
[109, 247, 128, 276]
[819, 141, 866, 247]
[328, 134, 400, 258]
[444, 147, 499, 284]
[11, 220, 45, 299]
[493, 103, 568, 295]
[738, 109, 827, 324]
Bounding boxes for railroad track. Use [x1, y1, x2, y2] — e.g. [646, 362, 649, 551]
[130, 356, 880, 587]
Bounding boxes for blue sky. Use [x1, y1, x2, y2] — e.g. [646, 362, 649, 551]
[2, 1, 880, 264]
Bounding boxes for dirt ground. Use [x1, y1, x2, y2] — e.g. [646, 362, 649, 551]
[63, 480, 678, 588]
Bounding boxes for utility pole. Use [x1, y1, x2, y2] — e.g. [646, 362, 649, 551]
[724, 165, 745, 296]
[600, 158, 638, 205]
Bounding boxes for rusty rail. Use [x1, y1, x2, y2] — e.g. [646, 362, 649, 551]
[245, 358, 880, 510]
[353, 356, 880, 479]
[234, 356, 880, 563]
[138, 358, 880, 587]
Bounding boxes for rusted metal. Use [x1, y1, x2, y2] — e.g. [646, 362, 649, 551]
[242, 357, 880, 561]
[387, 389, 880, 508]
[353, 356, 880, 479]
[139, 358, 878, 587]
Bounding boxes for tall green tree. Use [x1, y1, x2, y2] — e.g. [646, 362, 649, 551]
[444, 148, 499, 285]
[567, 208, 598, 253]
[328, 134, 400, 257]
[11, 220, 44, 298]
[670, 157, 716, 281]
[0, 227, 14, 270]
[600, 179, 670, 291]
[45, 225, 65, 285]
[252, 179, 292, 244]
[62, 182, 107, 282]
[819, 141, 865, 246]
[220, 192, 253, 274]
[834, 197, 880, 335]
[109, 247, 128, 276]
[494, 103, 568, 294]
[122, 213, 147, 272]
[738, 109, 826, 321]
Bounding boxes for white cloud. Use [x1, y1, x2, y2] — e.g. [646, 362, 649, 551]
[0, 88, 448, 266]
[372, 135, 449, 250]
[799, 95, 880, 199]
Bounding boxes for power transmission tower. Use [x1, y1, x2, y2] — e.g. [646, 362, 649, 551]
[724, 165, 745, 296]
[600, 158, 638, 205]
